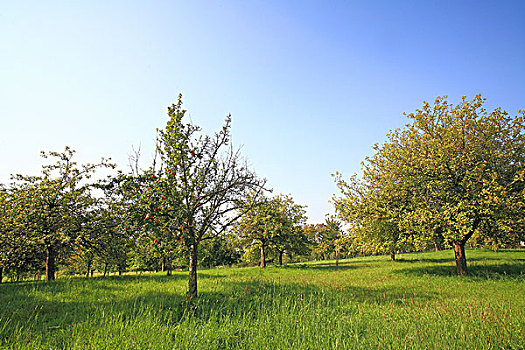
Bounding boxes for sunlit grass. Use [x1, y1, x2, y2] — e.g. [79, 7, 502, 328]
[1, 249, 524, 349]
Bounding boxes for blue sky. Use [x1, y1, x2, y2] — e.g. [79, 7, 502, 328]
[1, 1, 524, 223]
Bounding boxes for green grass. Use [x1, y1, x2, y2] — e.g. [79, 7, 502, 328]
[1, 249, 524, 349]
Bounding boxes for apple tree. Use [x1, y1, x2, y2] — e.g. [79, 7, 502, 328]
[151, 95, 266, 297]
[9, 147, 113, 281]
[233, 193, 307, 267]
[334, 95, 525, 275]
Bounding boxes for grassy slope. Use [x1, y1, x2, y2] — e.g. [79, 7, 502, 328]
[0, 249, 524, 349]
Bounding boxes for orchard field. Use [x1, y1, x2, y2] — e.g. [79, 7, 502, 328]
[3, 2, 525, 349]
[1, 249, 524, 350]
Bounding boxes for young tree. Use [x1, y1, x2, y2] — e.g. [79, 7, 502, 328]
[270, 196, 308, 266]
[233, 194, 307, 267]
[305, 217, 345, 264]
[88, 204, 135, 276]
[333, 170, 413, 261]
[151, 95, 266, 297]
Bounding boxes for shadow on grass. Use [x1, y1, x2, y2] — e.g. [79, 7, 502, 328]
[279, 263, 359, 272]
[284, 256, 392, 270]
[395, 262, 525, 280]
[395, 258, 452, 264]
[394, 257, 501, 264]
[0, 271, 187, 291]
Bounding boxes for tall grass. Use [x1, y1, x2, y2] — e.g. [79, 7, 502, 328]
[1, 249, 524, 349]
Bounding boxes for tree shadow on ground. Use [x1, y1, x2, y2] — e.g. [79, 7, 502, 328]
[395, 262, 525, 280]
[279, 263, 359, 272]
[395, 258, 452, 264]
[285, 256, 391, 270]
[394, 257, 497, 264]
[497, 249, 525, 253]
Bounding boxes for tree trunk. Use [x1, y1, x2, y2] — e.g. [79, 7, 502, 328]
[0, 266, 3, 283]
[86, 259, 92, 278]
[46, 245, 56, 281]
[278, 250, 283, 266]
[103, 263, 108, 277]
[260, 243, 266, 268]
[336, 251, 339, 266]
[390, 251, 396, 261]
[161, 257, 166, 272]
[166, 259, 172, 276]
[90, 269, 94, 278]
[187, 244, 198, 299]
[454, 242, 468, 275]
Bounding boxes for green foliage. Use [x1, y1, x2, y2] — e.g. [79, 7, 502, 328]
[198, 235, 241, 268]
[0, 186, 44, 281]
[400, 96, 525, 247]
[304, 217, 347, 261]
[107, 170, 184, 275]
[2, 147, 114, 281]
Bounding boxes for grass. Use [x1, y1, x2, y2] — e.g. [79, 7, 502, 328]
[0, 249, 524, 349]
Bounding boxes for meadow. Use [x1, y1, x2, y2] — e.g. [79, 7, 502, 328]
[1, 249, 524, 349]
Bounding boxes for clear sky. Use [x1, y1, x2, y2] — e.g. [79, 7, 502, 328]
[1, 1, 524, 223]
